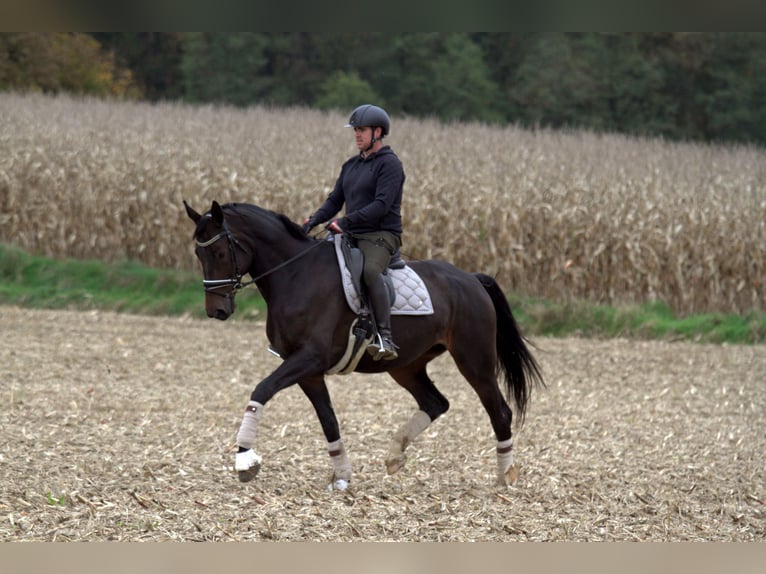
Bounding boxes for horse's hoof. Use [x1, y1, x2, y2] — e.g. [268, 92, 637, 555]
[238, 466, 260, 482]
[497, 464, 519, 487]
[235, 449, 262, 482]
[385, 454, 406, 475]
[328, 478, 349, 491]
[326, 470, 352, 491]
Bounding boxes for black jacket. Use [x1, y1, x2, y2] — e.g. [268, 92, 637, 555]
[312, 146, 404, 236]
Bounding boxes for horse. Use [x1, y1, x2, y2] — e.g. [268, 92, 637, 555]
[184, 200, 544, 489]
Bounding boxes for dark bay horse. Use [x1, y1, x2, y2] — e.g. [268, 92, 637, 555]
[184, 200, 543, 489]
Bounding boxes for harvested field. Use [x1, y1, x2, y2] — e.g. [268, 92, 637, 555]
[1, 306, 763, 541]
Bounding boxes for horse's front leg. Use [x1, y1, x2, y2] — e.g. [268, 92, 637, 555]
[234, 352, 323, 483]
[298, 378, 351, 491]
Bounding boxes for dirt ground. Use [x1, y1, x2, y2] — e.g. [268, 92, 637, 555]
[0, 305, 764, 541]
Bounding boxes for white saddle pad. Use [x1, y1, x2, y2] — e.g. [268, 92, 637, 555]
[332, 235, 434, 316]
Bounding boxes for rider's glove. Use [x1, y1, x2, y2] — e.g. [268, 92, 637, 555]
[327, 220, 343, 235]
[301, 217, 314, 234]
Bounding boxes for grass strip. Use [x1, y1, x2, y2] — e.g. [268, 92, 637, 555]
[1, 243, 763, 343]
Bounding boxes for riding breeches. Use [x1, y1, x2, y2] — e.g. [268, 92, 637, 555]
[353, 231, 401, 287]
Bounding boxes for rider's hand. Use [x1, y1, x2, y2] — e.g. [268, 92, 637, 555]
[327, 220, 343, 235]
[301, 217, 314, 234]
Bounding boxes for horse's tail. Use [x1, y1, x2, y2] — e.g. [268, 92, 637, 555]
[475, 273, 544, 426]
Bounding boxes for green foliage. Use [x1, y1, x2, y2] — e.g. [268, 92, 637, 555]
[315, 70, 383, 111]
[181, 32, 273, 106]
[372, 33, 502, 123]
[430, 34, 503, 123]
[0, 243, 265, 320]
[2, 244, 762, 344]
[510, 296, 766, 344]
[91, 33, 185, 101]
[4, 32, 766, 145]
[696, 33, 766, 144]
[508, 33, 672, 135]
[46, 492, 65, 506]
[0, 33, 139, 97]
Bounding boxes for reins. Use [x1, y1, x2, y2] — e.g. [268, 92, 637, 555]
[196, 224, 325, 293]
[246, 238, 325, 285]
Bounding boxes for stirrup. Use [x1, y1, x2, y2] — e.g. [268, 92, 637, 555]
[367, 333, 398, 361]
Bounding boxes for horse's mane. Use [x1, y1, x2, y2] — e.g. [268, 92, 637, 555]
[223, 202, 308, 241]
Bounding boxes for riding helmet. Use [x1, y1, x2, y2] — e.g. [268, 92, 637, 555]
[345, 104, 390, 137]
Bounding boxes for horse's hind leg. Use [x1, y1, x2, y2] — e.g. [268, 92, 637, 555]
[298, 378, 352, 491]
[386, 361, 450, 475]
[460, 369, 517, 485]
[449, 337, 517, 486]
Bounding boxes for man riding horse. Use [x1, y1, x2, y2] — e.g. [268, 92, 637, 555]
[303, 104, 404, 361]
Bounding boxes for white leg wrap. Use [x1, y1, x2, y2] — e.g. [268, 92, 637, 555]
[328, 439, 352, 490]
[235, 400, 263, 449]
[496, 437, 514, 480]
[393, 410, 432, 451]
[385, 410, 432, 475]
[235, 448, 262, 472]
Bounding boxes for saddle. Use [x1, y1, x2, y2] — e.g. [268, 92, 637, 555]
[333, 234, 433, 317]
[339, 233, 401, 307]
[326, 234, 433, 375]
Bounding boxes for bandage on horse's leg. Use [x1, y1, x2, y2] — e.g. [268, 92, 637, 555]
[496, 437, 518, 486]
[385, 363, 449, 474]
[447, 300, 521, 488]
[386, 410, 432, 474]
[235, 400, 264, 482]
[327, 439, 352, 490]
[295, 378, 352, 489]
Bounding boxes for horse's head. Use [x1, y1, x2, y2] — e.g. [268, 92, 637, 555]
[184, 200, 251, 320]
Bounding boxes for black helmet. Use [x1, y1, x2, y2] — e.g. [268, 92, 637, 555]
[345, 104, 390, 137]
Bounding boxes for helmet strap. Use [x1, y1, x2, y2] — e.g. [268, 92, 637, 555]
[363, 127, 381, 154]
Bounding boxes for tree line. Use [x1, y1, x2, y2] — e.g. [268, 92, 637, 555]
[2, 32, 765, 146]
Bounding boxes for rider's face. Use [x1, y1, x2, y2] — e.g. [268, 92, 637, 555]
[354, 126, 374, 151]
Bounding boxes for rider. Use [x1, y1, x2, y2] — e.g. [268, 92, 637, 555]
[303, 104, 405, 361]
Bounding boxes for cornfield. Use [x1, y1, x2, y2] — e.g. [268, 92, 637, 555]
[1, 92, 764, 315]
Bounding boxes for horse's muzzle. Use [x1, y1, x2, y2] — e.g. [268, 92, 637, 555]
[210, 308, 231, 321]
[206, 293, 235, 320]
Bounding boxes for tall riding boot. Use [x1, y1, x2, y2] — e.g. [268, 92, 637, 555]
[366, 274, 398, 361]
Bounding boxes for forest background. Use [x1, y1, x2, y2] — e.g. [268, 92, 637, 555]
[2, 32, 765, 147]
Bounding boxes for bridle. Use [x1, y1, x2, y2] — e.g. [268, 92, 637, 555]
[195, 220, 325, 294]
[195, 219, 253, 293]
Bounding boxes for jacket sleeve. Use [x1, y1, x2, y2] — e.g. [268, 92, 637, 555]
[310, 168, 346, 225]
[340, 158, 403, 230]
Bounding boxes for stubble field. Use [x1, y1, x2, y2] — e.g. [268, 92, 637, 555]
[1, 306, 763, 541]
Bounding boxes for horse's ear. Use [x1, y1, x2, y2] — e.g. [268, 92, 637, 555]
[184, 200, 201, 223]
[211, 200, 224, 225]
